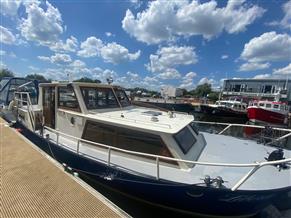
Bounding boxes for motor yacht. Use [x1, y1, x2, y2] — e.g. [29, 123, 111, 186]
[6, 81, 291, 217]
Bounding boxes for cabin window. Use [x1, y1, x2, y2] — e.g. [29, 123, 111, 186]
[273, 104, 279, 109]
[82, 121, 173, 158]
[58, 86, 80, 111]
[174, 126, 196, 154]
[259, 103, 265, 107]
[254, 102, 258, 106]
[280, 105, 285, 110]
[266, 104, 271, 108]
[81, 87, 130, 110]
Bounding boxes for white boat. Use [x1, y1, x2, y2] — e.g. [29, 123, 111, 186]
[6, 82, 291, 217]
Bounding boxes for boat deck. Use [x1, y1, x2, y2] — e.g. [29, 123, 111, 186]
[0, 118, 129, 218]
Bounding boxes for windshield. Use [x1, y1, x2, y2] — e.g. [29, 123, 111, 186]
[81, 87, 130, 110]
[0, 78, 9, 90]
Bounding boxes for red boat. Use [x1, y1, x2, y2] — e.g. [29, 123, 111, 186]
[248, 100, 289, 126]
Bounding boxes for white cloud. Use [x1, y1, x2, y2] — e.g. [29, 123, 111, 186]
[146, 46, 197, 79]
[266, 1, 291, 29]
[100, 42, 141, 64]
[221, 55, 229, 59]
[0, 61, 7, 69]
[50, 36, 78, 53]
[241, 32, 291, 63]
[0, 50, 6, 56]
[20, 1, 63, 45]
[0, 0, 21, 16]
[179, 71, 197, 89]
[78, 37, 140, 64]
[273, 63, 291, 75]
[281, 0, 291, 29]
[51, 53, 72, 64]
[198, 77, 215, 85]
[29, 66, 40, 71]
[157, 69, 181, 80]
[38, 53, 72, 65]
[253, 74, 272, 79]
[126, 71, 139, 80]
[239, 62, 270, 72]
[37, 55, 51, 62]
[105, 32, 114, 37]
[78, 36, 103, 57]
[70, 60, 86, 69]
[122, 0, 265, 44]
[0, 26, 16, 44]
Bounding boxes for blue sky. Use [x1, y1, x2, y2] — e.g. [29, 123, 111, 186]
[1, 0, 290, 91]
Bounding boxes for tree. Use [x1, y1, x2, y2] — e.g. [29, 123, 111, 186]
[25, 74, 51, 83]
[207, 92, 219, 101]
[74, 77, 101, 83]
[0, 68, 14, 79]
[192, 83, 212, 97]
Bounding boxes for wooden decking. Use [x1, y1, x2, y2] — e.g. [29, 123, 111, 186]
[0, 118, 129, 218]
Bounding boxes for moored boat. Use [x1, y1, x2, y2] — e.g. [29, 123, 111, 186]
[133, 97, 194, 113]
[248, 100, 289, 126]
[200, 97, 248, 121]
[3, 81, 291, 217]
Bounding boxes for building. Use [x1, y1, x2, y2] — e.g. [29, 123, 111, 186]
[161, 86, 183, 98]
[222, 79, 291, 105]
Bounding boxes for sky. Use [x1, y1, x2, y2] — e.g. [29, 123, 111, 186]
[0, 0, 290, 91]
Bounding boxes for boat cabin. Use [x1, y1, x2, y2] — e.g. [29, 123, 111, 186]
[215, 97, 247, 112]
[249, 100, 289, 113]
[17, 82, 205, 169]
[0, 77, 38, 107]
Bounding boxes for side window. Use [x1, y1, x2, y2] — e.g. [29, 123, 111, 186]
[273, 104, 279, 109]
[82, 121, 173, 158]
[58, 86, 80, 111]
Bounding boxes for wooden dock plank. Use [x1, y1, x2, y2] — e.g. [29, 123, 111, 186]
[0, 119, 128, 218]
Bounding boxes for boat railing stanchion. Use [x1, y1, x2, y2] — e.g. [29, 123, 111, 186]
[218, 124, 232, 135]
[156, 157, 160, 180]
[77, 139, 80, 154]
[107, 147, 111, 166]
[56, 132, 59, 145]
[231, 163, 261, 191]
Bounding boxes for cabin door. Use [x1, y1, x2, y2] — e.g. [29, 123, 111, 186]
[43, 87, 55, 129]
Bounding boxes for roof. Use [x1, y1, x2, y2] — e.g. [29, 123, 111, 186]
[61, 106, 194, 134]
[224, 78, 291, 83]
[39, 81, 122, 89]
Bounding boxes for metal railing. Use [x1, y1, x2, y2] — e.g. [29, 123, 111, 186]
[14, 92, 36, 131]
[44, 126, 291, 192]
[193, 120, 291, 146]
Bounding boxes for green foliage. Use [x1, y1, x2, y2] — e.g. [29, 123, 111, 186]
[207, 92, 220, 101]
[74, 77, 101, 83]
[25, 74, 51, 83]
[0, 68, 14, 79]
[189, 83, 212, 97]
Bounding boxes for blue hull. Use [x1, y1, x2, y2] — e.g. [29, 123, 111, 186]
[15, 122, 291, 217]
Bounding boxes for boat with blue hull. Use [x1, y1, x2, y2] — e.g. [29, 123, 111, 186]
[14, 121, 291, 217]
[4, 81, 291, 217]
